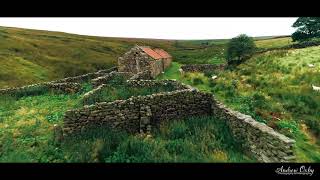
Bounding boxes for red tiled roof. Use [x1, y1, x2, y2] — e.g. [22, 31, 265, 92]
[154, 49, 171, 58]
[141, 47, 162, 59]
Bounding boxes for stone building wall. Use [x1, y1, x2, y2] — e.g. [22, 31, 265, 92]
[118, 46, 152, 74]
[149, 59, 164, 78]
[181, 64, 226, 73]
[163, 57, 172, 69]
[117, 46, 171, 79]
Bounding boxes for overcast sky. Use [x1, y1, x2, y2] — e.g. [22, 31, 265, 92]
[0, 18, 298, 40]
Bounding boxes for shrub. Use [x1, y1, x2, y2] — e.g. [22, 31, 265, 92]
[276, 120, 302, 138]
[226, 34, 256, 65]
[193, 77, 204, 85]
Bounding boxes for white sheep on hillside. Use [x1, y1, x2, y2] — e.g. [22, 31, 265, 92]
[312, 84, 320, 92]
[211, 75, 218, 80]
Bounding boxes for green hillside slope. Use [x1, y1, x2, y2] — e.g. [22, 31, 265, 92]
[0, 26, 179, 88]
[204, 47, 320, 162]
[0, 26, 291, 88]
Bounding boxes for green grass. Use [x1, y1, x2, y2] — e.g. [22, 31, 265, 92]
[1, 26, 291, 88]
[2, 25, 317, 162]
[157, 62, 183, 80]
[0, 86, 252, 162]
[0, 93, 82, 162]
[255, 37, 295, 49]
[209, 46, 320, 162]
[0, 26, 178, 88]
[62, 116, 253, 163]
[157, 45, 320, 162]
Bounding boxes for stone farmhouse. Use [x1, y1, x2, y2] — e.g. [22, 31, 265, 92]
[118, 45, 172, 78]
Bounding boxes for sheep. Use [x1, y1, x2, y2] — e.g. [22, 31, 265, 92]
[312, 84, 320, 91]
[211, 75, 218, 80]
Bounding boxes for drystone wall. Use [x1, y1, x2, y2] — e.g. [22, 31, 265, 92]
[126, 79, 192, 90]
[53, 67, 117, 84]
[91, 71, 133, 88]
[181, 64, 226, 73]
[129, 70, 153, 80]
[81, 79, 190, 106]
[81, 84, 107, 105]
[210, 96, 296, 162]
[0, 82, 81, 97]
[149, 59, 164, 77]
[62, 78, 296, 162]
[63, 88, 212, 135]
[0, 67, 117, 97]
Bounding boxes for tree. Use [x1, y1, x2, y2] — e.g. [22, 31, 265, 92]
[292, 17, 320, 42]
[226, 34, 256, 64]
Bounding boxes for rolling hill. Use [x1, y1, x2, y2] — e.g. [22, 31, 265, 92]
[1, 26, 319, 163]
[0, 26, 292, 88]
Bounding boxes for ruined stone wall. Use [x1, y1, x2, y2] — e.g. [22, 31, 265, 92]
[91, 71, 134, 88]
[82, 79, 191, 106]
[63, 88, 212, 135]
[0, 67, 116, 97]
[64, 99, 141, 134]
[210, 96, 296, 162]
[81, 84, 107, 105]
[126, 79, 192, 90]
[129, 70, 153, 80]
[181, 64, 226, 73]
[53, 67, 116, 84]
[62, 79, 296, 162]
[0, 82, 81, 97]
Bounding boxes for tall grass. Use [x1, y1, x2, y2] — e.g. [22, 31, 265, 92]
[62, 116, 253, 163]
[209, 46, 320, 162]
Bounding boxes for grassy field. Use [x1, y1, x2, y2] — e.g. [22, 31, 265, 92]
[0, 26, 293, 88]
[212, 47, 320, 162]
[0, 82, 252, 162]
[255, 36, 294, 49]
[0, 26, 228, 88]
[158, 46, 320, 162]
[2, 26, 317, 162]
